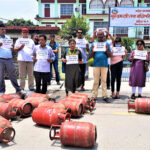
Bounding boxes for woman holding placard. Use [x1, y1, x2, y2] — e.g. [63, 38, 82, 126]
[62, 39, 83, 96]
[129, 40, 149, 99]
[110, 37, 127, 99]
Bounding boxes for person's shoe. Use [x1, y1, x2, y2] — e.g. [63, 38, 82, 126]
[80, 87, 85, 91]
[131, 94, 136, 99]
[103, 97, 111, 103]
[57, 82, 61, 85]
[29, 88, 35, 91]
[107, 87, 110, 90]
[47, 82, 51, 85]
[138, 94, 142, 98]
[115, 95, 120, 99]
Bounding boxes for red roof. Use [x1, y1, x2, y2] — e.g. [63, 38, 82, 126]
[4, 26, 60, 31]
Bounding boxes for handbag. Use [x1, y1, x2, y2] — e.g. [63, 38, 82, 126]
[144, 61, 149, 72]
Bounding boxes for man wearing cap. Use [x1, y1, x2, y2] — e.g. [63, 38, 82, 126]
[14, 28, 35, 91]
[90, 30, 112, 103]
[0, 24, 22, 94]
[47, 34, 60, 85]
[75, 29, 89, 91]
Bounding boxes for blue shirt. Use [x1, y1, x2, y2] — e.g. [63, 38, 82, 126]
[91, 41, 111, 67]
[46, 42, 59, 60]
[0, 35, 12, 58]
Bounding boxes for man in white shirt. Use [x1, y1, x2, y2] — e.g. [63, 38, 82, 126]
[14, 28, 35, 91]
[32, 34, 55, 94]
[75, 29, 89, 91]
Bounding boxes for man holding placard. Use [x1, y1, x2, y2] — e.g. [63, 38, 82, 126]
[75, 29, 89, 91]
[0, 24, 22, 95]
[15, 28, 35, 91]
[129, 40, 149, 99]
[32, 34, 55, 94]
[90, 30, 112, 103]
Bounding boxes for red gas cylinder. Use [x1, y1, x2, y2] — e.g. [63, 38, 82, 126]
[32, 107, 71, 126]
[9, 99, 33, 117]
[0, 102, 19, 119]
[27, 93, 50, 99]
[24, 97, 48, 108]
[59, 99, 83, 117]
[128, 98, 150, 113]
[38, 101, 65, 111]
[0, 116, 15, 143]
[0, 93, 21, 102]
[50, 121, 97, 148]
[69, 93, 96, 110]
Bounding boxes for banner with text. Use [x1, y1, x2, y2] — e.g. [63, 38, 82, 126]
[110, 7, 150, 27]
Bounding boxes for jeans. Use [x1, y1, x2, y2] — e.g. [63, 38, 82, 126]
[0, 58, 21, 93]
[34, 71, 49, 94]
[48, 59, 60, 83]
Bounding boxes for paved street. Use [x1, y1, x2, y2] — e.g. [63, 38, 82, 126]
[1, 67, 150, 150]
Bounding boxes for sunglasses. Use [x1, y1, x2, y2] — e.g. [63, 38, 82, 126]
[78, 32, 83, 34]
[137, 44, 143, 46]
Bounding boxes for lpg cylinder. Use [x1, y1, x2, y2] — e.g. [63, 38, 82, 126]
[38, 101, 65, 111]
[59, 99, 83, 117]
[128, 98, 150, 113]
[0, 102, 18, 119]
[9, 99, 33, 117]
[24, 97, 48, 108]
[0, 116, 15, 143]
[32, 107, 70, 126]
[27, 93, 50, 99]
[50, 121, 97, 148]
[0, 93, 21, 102]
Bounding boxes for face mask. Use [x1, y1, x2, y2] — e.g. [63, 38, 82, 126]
[115, 44, 121, 47]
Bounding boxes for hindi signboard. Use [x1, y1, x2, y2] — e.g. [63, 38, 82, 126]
[112, 46, 125, 56]
[66, 55, 78, 64]
[93, 42, 106, 52]
[110, 7, 150, 27]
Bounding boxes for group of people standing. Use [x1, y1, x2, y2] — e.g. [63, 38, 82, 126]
[0, 24, 149, 102]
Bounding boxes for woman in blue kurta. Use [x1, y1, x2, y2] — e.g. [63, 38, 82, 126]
[129, 40, 149, 99]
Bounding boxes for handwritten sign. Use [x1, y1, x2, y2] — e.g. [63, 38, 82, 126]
[110, 7, 150, 27]
[113, 47, 125, 56]
[134, 50, 147, 60]
[19, 39, 30, 47]
[2, 39, 13, 49]
[36, 50, 48, 60]
[66, 55, 78, 64]
[93, 42, 106, 52]
[76, 39, 86, 48]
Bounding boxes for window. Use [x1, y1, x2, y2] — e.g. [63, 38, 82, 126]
[94, 22, 108, 31]
[82, 4, 86, 14]
[113, 27, 128, 35]
[60, 4, 73, 16]
[147, 3, 150, 7]
[144, 27, 149, 35]
[120, 0, 134, 7]
[90, 0, 103, 9]
[44, 4, 50, 17]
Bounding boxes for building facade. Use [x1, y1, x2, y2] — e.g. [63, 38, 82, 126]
[36, 0, 150, 46]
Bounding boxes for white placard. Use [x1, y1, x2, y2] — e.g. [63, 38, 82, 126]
[66, 55, 78, 64]
[96, 28, 107, 32]
[36, 50, 48, 60]
[76, 40, 86, 48]
[110, 7, 150, 27]
[113, 47, 125, 56]
[134, 50, 147, 60]
[19, 39, 30, 47]
[1, 39, 13, 49]
[93, 42, 106, 52]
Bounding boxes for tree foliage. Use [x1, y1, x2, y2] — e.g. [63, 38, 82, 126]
[60, 14, 89, 40]
[0, 20, 4, 26]
[121, 37, 135, 52]
[6, 18, 35, 26]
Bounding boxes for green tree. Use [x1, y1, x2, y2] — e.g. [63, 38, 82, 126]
[6, 18, 35, 26]
[0, 20, 4, 26]
[121, 37, 135, 52]
[60, 14, 89, 40]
